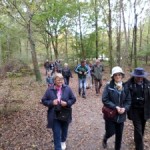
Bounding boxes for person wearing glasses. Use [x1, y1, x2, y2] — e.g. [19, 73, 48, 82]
[41, 73, 76, 150]
[126, 68, 150, 150]
[102, 66, 131, 150]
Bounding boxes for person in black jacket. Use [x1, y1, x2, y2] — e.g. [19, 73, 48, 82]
[102, 66, 131, 150]
[62, 63, 72, 85]
[126, 67, 150, 150]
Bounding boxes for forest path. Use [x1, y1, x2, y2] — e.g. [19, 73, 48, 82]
[1, 67, 150, 150]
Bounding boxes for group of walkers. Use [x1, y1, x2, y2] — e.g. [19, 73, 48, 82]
[41, 58, 150, 150]
[74, 59, 104, 98]
[44, 59, 72, 86]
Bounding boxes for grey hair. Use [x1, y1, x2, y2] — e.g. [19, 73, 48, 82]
[53, 73, 63, 80]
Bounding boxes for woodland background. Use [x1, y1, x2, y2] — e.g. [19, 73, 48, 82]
[0, 0, 150, 81]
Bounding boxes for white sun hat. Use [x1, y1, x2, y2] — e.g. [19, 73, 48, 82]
[111, 66, 125, 77]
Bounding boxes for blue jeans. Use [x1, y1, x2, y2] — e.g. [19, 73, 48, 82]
[64, 77, 70, 85]
[52, 119, 69, 150]
[78, 78, 86, 96]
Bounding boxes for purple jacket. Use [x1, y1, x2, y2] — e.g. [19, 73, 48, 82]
[41, 84, 76, 128]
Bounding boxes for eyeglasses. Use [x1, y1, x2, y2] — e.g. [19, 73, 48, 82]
[114, 73, 122, 77]
[55, 79, 63, 82]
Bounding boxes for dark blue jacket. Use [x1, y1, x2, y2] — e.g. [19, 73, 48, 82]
[46, 76, 53, 85]
[102, 80, 131, 123]
[41, 84, 76, 128]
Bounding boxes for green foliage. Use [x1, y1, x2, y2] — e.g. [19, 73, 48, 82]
[0, 0, 150, 67]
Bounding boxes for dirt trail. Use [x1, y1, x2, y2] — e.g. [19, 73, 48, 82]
[1, 67, 150, 150]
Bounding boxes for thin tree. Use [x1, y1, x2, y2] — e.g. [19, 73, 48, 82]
[2, 0, 42, 81]
[77, 0, 85, 59]
[108, 0, 113, 71]
[94, 0, 99, 59]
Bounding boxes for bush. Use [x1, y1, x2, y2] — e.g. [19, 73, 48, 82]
[0, 59, 33, 78]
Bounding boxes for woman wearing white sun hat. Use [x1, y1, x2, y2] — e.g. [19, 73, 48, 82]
[102, 66, 131, 150]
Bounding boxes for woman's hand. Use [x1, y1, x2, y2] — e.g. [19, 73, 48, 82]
[53, 99, 59, 105]
[119, 108, 125, 114]
[61, 100, 67, 107]
[116, 106, 125, 114]
[116, 106, 121, 112]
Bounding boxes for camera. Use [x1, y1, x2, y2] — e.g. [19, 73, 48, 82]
[137, 97, 144, 101]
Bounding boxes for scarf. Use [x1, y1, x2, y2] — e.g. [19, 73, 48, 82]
[55, 86, 62, 102]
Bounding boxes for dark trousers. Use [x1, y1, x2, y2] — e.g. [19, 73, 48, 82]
[94, 79, 102, 94]
[52, 119, 69, 150]
[104, 119, 124, 150]
[132, 108, 146, 150]
[64, 77, 70, 85]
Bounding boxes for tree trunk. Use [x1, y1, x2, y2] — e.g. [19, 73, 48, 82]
[139, 22, 143, 51]
[132, 0, 138, 68]
[46, 19, 58, 60]
[45, 33, 50, 60]
[49, 41, 53, 61]
[27, 23, 42, 81]
[116, 0, 121, 66]
[65, 28, 68, 63]
[95, 0, 98, 59]
[116, 26, 121, 66]
[108, 0, 113, 72]
[6, 35, 10, 61]
[78, 0, 85, 59]
[146, 17, 150, 64]
[133, 15, 138, 68]
[19, 39, 22, 55]
[121, 0, 130, 68]
[0, 38, 1, 66]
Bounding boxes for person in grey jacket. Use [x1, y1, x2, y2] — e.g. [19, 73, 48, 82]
[91, 59, 104, 95]
[102, 66, 131, 150]
[126, 68, 150, 150]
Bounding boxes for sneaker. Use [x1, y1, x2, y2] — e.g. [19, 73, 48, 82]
[102, 138, 107, 149]
[96, 93, 99, 96]
[61, 142, 66, 150]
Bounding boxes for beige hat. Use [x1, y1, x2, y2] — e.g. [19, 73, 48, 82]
[111, 66, 124, 77]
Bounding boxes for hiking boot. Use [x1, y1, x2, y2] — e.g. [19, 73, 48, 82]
[102, 137, 107, 149]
